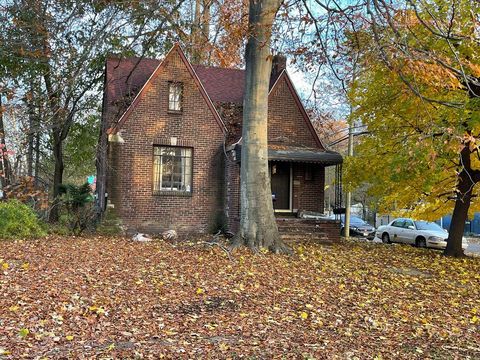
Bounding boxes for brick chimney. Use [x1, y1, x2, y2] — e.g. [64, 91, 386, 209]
[271, 54, 287, 82]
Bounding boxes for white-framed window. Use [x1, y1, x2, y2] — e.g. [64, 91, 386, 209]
[153, 146, 192, 193]
[168, 82, 183, 111]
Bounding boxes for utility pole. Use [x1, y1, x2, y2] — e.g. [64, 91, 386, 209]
[344, 122, 354, 237]
[342, 59, 358, 238]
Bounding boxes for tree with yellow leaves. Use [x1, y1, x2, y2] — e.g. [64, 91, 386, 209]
[345, 0, 480, 257]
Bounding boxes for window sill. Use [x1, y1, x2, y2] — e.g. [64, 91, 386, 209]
[153, 190, 192, 197]
[167, 110, 183, 115]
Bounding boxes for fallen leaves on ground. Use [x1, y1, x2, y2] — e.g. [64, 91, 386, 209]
[0, 236, 479, 358]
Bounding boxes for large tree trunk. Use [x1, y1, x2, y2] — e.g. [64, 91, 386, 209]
[445, 81, 480, 257]
[445, 145, 474, 257]
[0, 94, 12, 188]
[234, 0, 290, 254]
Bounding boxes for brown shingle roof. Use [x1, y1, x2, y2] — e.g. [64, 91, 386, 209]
[192, 65, 245, 104]
[234, 144, 343, 165]
[104, 56, 159, 125]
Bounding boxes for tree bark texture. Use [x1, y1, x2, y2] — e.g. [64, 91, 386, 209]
[191, 0, 212, 64]
[0, 94, 12, 188]
[43, 66, 63, 222]
[445, 76, 480, 257]
[445, 145, 475, 257]
[34, 129, 40, 183]
[95, 108, 109, 216]
[236, 0, 290, 254]
[26, 89, 35, 177]
[50, 132, 64, 222]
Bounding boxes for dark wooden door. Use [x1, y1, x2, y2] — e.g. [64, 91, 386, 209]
[271, 162, 290, 210]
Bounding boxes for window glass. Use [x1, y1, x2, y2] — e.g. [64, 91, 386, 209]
[153, 146, 192, 193]
[350, 216, 367, 225]
[392, 219, 404, 227]
[414, 221, 444, 231]
[403, 220, 415, 228]
[168, 82, 182, 111]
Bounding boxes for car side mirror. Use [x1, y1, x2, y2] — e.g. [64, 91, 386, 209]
[407, 225, 415, 230]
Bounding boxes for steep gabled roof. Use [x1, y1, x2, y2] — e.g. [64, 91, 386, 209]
[108, 44, 226, 134]
[103, 47, 324, 150]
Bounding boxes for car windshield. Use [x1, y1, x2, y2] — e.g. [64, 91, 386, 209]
[336, 215, 369, 226]
[349, 216, 367, 225]
[414, 221, 444, 231]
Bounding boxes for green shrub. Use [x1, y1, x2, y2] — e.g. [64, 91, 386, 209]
[0, 200, 47, 239]
[58, 183, 96, 235]
[96, 208, 124, 236]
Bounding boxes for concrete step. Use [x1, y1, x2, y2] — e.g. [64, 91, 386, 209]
[280, 233, 339, 240]
[276, 218, 341, 243]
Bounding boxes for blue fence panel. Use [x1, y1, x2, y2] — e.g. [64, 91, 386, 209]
[437, 213, 480, 235]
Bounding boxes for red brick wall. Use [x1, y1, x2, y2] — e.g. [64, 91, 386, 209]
[292, 163, 325, 213]
[268, 76, 319, 148]
[224, 76, 328, 231]
[106, 51, 329, 234]
[107, 49, 225, 234]
[226, 160, 326, 231]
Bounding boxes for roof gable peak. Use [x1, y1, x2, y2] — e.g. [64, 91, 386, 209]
[268, 71, 326, 150]
[109, 43, 226, 134]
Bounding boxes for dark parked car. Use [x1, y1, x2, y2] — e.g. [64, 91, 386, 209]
[333, 215, 375, 239]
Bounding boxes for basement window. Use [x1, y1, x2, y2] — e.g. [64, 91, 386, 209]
[153, 146, 192, 194]
[168, 82, 183, 112]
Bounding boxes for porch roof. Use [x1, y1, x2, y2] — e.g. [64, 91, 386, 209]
[234, 144, 343, 165]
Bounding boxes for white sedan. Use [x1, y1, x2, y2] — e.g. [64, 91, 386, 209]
[376, 218, 468, 250]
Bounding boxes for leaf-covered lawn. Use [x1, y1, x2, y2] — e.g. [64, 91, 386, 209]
[0, 236, 479, 359]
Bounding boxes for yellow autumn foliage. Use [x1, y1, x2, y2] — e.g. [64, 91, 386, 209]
[346, 0, 480, 222]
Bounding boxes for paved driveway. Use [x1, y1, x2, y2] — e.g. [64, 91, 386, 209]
[465, 241, 480, 257]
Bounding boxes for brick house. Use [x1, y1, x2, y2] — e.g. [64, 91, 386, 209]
[98, 44, 342, 234]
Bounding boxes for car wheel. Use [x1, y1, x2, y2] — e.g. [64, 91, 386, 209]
[382, 233, 391, 244]
[340, 227, 345, 236]
[416, 237, 427, 248]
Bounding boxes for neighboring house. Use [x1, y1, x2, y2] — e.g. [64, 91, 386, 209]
[97, 43, 342, 234]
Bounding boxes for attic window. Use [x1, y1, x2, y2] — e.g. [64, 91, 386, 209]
[168, 82, 183, 112]
[153, 146, 192, 194]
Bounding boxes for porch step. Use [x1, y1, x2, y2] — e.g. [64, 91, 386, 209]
[281, 234, 336, 244]
[276, 217, 341, 243]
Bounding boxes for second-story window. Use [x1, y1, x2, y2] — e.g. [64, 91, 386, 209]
[168, 82, 183, 111]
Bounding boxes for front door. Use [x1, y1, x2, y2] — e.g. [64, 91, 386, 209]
[270, 162, 290, 211]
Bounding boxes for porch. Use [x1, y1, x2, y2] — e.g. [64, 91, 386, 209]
[229, 143, 343, 240]
[267, 144, 342, 215]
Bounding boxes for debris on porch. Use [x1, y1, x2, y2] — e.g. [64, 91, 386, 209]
[297, 210, 332, 220]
